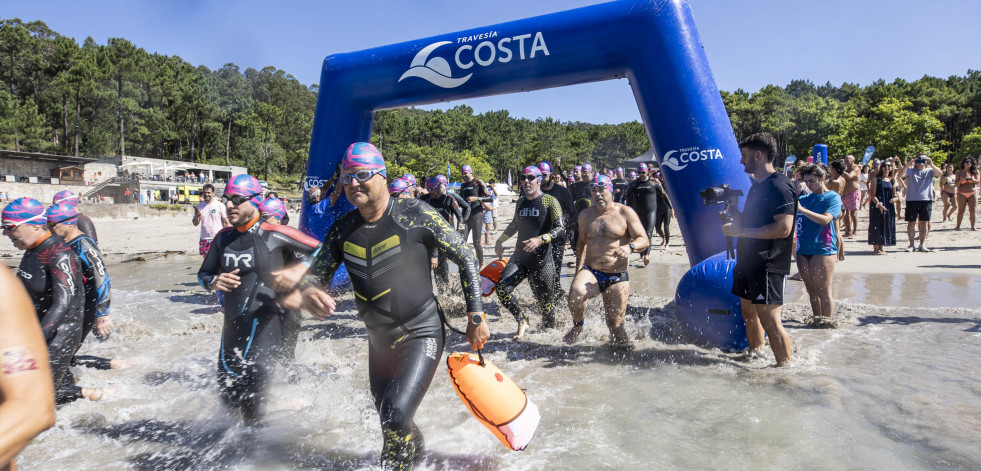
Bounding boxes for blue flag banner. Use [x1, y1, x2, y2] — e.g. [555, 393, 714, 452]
[862, 146, 876, 165]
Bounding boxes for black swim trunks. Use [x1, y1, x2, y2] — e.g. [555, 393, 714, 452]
[582, 265, 629, 292]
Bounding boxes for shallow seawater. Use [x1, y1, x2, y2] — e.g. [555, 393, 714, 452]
[17, 254, 981, 470]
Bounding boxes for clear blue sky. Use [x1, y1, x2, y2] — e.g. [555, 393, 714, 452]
[6, 0, 980, 124]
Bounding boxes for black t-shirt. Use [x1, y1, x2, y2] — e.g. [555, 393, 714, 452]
[612, 178, 627, 203]
[736, 172, 797, 274]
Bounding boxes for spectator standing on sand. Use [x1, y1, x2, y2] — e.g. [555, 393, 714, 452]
[940, 163, 958, 222]
[900, 154, 941, 252]
[839, 155, 861, 238]
[953, 156, 978, 231]
[867, 160, 898, 255]
[192, 184, 230, 257]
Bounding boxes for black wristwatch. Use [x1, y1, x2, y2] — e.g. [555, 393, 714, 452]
[628, 243, 636, 253]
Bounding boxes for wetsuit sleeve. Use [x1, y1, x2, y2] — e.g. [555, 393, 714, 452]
[303, 224, 344, 289]
[624, 181, 637, 207]
[561, 188, 578, 221]
[476, 182, 493, 203]
[497, 197, 523, 243]
[541, 195, 566, 243]
[451, 192, 470, 222]
[417, 204, 483, 312]
[196, 231, 225, 289]
[261, 223, 321, 264]
[449, 196, 464, 225]
[81, 238, 111, 318]
[657, 185, 673, 209]
[39, 251, 78, 338]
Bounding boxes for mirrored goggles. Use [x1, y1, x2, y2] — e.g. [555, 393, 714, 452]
[340, 169, 386, 184]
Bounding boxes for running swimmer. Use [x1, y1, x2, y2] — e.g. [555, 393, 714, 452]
[45, 202, 123, 371]
[623, 163, 659, 265]
[495, 166, 566, 340]
[298, 142, 489, 471]
[420, 175, 470, 288]
[459, 165, 493, 263]
[2, 198, 102, 403]
[652, 171, 673, 247]
[564, 175, 648, 347]
[612, 167, 627, 203]
[389, 178, 413, 198]
[539, 161, 577, 300]
[258, 196, 304, 362]
[197, 174, 320, 424]
[52, 190, 98, 243]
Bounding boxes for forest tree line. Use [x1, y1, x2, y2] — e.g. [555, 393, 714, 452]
[2, 17, 981, 183]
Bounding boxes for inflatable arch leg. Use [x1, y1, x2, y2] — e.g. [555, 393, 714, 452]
[301, 0, 753, 347]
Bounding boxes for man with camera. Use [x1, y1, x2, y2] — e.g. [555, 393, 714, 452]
[900, 154, 942, 252]
[721, 132, 796, 366]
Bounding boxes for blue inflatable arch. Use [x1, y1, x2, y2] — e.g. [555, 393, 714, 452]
[303, 0, 753, 348]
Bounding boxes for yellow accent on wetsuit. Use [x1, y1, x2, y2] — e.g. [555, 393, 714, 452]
[344, 241, 366, 259]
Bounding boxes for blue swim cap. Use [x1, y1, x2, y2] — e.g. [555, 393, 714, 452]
[258, 197, 286, 220]
[538, 161, 553, 174]
[342, 142, 387, 175]
[52, 190, 80, 205]
[2, 198, 47, 226]
[522, 166, 543, 182]
[592, 174, 613, 191]
[389, 178, 411, 195]
[224, 174, 265, 207]
[46, 202, 79, 226]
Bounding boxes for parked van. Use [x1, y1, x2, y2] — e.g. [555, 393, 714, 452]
[177, 186, 202, 204]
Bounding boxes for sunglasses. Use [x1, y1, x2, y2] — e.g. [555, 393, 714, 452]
[221, 193, 262, 205]
[340, 169, 385, 184]
[521, 175, 539, 182]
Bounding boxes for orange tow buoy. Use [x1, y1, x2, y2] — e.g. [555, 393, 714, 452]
[446, 352, 540, 451]
[479, 258, 508, 297]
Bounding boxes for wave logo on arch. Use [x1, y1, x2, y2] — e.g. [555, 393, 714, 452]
[660, 146, 723, 172]
[398, 41, 473, 89]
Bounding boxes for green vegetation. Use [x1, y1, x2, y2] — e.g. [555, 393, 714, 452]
[2, 17, 980, 186]
[148, 203, 182, 211]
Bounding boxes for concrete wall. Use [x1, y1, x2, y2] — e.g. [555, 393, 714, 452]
[0, 181, 91, 203]
[79, 203, 190, 219]
[84, 163, 118, 184]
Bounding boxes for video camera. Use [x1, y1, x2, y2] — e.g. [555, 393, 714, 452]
[700, 184, 743, 258]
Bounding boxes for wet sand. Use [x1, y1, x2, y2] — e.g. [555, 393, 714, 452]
[3, 198, 981, 470]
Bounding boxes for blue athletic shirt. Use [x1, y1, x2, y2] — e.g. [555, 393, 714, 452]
[795, 191, 842, 256]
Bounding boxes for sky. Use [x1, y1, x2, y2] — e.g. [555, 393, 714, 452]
[5, 0, 980, 124]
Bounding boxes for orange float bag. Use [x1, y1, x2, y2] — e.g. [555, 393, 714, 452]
[479, 258, 508, 297]
[446, 352, 540, 451]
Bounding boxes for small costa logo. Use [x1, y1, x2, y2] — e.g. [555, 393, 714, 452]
[660, 146, 724, 172]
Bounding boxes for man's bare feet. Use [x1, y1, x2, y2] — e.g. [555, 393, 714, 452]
[642, 255, 650, 266]
[82, 387, 116, 402]
[563, 324, 584, 344]
[110, 358, 129, 369]
[513, 319, 530, 341]
[609, 327, 633, 349]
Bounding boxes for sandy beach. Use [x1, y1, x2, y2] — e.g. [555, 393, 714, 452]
[4, 197, 981, 470]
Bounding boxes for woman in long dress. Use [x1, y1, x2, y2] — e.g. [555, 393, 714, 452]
[867, 160, 898, 254]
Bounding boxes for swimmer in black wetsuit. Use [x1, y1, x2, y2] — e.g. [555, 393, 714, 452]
[297, 143, 489, 471]
[612, 167, 628, 203]
[495, 166, 565, 340]
[652, 172, 673, 246]
[539, 161, 577, 301]
[624, 163, 659, 266]
[420, 174, 470, 288]
[197, 175, 320, 424]
[46, 202, 123, 371]
[564, 176, 648, 347]
[258, 196, 304, 362]
[52, 190, 98, 243]
[2, 198, 103, 403]
[458, 165, 493, 264]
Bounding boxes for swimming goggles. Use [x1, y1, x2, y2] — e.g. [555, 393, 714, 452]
[588, 182, 612, 190]
[221, 193, 262, 205]
[1, 213, 47, 230]
[340, 169, 386, 184]
[46, 215, 79, 228]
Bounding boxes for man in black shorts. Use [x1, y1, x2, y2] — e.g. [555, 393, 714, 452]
[564, 175, 648, 347]
[458, 165, 493, 263]
[298, 143, 489, 470]
[722, 132, 796, 366]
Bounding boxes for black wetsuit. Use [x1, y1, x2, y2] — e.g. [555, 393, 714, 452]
[653, 182, 673, 246]
[569, 180, 592, 256]
[65, 235, 111, 343]
[419, 192, 468, 286]
[542, 183, 577, 299]
[459, 179, 492, 264]
[15, 234, 85, 404]
[496, 193, 565, 328]
[197, 218, 320, 423]
[304, 197, 482, 470]
[76, 214, 98, 244]
[612, 177, 628, 204]
[625, 178, 659, 257]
